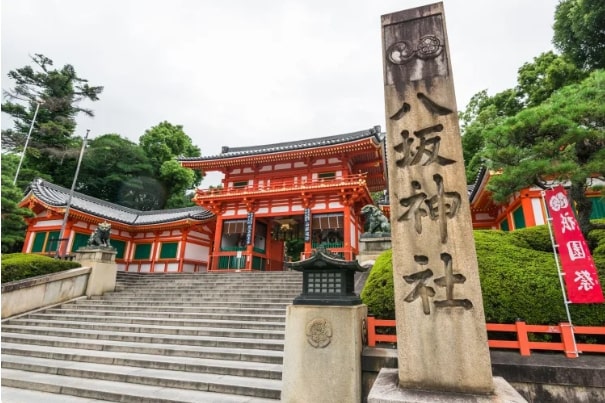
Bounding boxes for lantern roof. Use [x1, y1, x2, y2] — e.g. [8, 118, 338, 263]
[287, 246, 368, 273]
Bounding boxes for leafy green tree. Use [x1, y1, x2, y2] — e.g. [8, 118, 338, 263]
[483, 70, 605, 239]
[77, 134, 154, 208]
[460, 90, 520, 182]
[159, 159, 196, 208]
[1, 154, 34, 253]
[1, 54, 103, 187]
[461, 53, 585, 182]
[553, 0, 605, 70]
[139, 121, 202, 208]
[516, 51, 587, 107]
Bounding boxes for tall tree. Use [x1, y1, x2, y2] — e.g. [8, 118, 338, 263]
[1, 54, 103, 187]
[553, 0, 605, 70]
[1, 154, 34, 253]
[139, 121, 202, 209]
[516, 51, 587, 107]
[461, 53, 585, 181]
[482, 70, 605, 239]
[77, 134, 154, 208]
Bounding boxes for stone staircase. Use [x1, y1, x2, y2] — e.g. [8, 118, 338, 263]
[1, 270, 303, 402]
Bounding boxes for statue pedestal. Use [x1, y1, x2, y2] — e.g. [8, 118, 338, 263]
[74, 248, 117, 297]
[357, 235, 391, 267]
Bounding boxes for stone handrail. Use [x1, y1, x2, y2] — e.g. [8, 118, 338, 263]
[1, 267, 92, 319]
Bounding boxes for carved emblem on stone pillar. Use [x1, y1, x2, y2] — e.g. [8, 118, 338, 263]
[306, 318, 332, 348]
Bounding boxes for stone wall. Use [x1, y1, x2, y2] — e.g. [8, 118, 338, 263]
[1, 267, 91, 318]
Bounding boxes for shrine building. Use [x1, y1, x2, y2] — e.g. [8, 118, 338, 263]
[18, 126, 605, 273]
[179, 126, 386, 271]
[19, 179, 215, 273]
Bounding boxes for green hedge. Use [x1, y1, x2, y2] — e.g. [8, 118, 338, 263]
[362, 223, 605, 326]
[1, 253, 81, 284]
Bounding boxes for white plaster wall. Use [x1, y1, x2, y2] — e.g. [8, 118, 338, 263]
[275, 163, 292, 170]
[33, 219, 63, 227]
[184, 243, 209, 260]
[166, 263, 179, 272]
[532, 198, 545, 225]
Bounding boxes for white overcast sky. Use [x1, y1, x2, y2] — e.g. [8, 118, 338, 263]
[2, 0, 560, 187]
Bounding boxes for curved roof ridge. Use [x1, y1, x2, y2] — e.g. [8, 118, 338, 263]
[179, 125, 382, 162]
[26, 178, 214, 225]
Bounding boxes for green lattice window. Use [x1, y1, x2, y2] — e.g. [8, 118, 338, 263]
[512, 207, 526, 230]
[159, 242, 178, 259]
[31, 232, 46, 253]
[318, 172, 335, 180]
[133, 243, 152, 260]
[112, 240, 126, 259]
[591, 197, 605, 219]
[31, 231, 60, 253]
[500, 219, 510, 232]
[72, 233, 89, 252]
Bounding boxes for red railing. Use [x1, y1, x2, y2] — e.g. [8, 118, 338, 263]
[195, 173, 368, 200]
[366, 317, 605, 358]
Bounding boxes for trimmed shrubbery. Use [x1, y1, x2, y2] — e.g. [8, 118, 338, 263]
[1, 253, 81, 284]
[361, 223, 605, 326]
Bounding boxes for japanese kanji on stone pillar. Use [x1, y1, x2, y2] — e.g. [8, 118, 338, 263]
[382, 2, 494, 394]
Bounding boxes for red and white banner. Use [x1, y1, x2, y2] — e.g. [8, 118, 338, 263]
[544, 186, 604, 303]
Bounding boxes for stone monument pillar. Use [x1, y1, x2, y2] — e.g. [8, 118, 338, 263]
[370, 2, 525, 401]
[281, 248, 368, 403]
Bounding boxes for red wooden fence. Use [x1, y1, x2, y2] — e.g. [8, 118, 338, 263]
[366, 317, 605, 358]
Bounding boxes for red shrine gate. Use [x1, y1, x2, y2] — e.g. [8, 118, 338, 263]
[180, 126, 386, 271]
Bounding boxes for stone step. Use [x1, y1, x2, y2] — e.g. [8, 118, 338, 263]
[1, 386, 110, 403]
[63, 301, 286, 322]
[1, 368, 280, 402]
[23, 312, 286, 330]
[2, 320, 285, 340]
[2, 271, 299, 401]
[2, 334, 283, 363]
[45, 307, 287, 321]
[78, 296, 295, 304]
[1, 355, 281, 398]
[2, 344, 282, 379]
[94, 298, 295, 304]
[69, 301, 290, 310]
[113, 281, 300, 286]
[1, 326, 285, 350]
[105, 291, 299, 298]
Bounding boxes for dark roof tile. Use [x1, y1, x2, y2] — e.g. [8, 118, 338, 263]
[179, 126, 382, 161]
[26, 179, 213, 225]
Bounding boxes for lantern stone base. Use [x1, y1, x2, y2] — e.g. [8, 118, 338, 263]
[368, 369, 526, 403]
[74, 248, 117, 297]
[281, 304, 367, 403]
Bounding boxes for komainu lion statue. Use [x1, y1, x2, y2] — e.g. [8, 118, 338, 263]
[87, 221, 112, 248]
[360, 204, 391, 234]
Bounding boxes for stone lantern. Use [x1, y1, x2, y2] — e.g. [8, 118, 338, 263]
[287, 246, 368, 306]
[282, 246, 368, 403]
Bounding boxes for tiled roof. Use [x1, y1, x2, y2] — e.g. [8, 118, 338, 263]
[179, 126, 383, 162]
[26, 179, 214, 225]
[467, 166, 488, 203]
